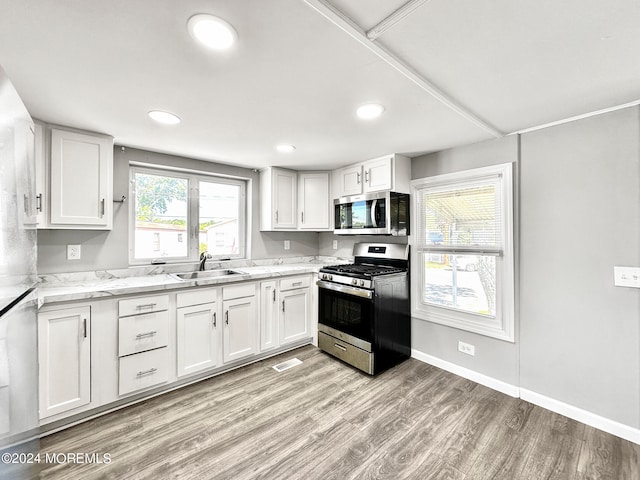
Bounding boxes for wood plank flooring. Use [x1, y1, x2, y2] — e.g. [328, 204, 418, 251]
[6, 345, 640, 479]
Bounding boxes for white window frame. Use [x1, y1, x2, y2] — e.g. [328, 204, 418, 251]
[410, 163, 515, 342]
[129, 165, 247, 265]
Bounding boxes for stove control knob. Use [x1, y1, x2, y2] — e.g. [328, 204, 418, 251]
[359, 280, 365, 286]
[329, 274, 333, 280]
[352, 279, 357, 285]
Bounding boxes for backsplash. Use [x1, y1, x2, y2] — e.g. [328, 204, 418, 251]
[38, 255, 352, 285]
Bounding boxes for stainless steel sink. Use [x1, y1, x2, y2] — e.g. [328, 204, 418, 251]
[176, 269, 243, 280]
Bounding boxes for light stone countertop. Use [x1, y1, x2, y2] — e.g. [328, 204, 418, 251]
[37, 257, 348, 307]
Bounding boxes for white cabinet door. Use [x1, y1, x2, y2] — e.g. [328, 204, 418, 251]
[298, 172, 330, 230]
[340, 165, 363, 196]
[38, 306, 91, 419]
[259, 281, 278, 352]
[34, 121, 48, 227]
[50, 128, 113, 228]
[363, 156, 393, 193]
[273, 168, 297, 229]
[222, 296, 257, 363]
[176, 302, 219, 377]
[279, 288, 310, 346]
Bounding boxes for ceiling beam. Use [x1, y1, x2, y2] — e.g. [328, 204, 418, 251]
[366, 0, 431, 41]
[301, 0, 503, 138]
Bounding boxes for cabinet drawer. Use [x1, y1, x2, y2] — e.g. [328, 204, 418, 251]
[119, 295, 169, 317]
[176, 288, 217, 308]
[222, 283, 255, 300]
[279, 275, 310, 291]
[119, 347, 169, 396]
[118, 311, 169, 357]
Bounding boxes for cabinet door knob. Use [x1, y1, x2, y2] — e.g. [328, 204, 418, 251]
[100, 198, 105, 217]
[36, 193, 43, 213]
[82, 318, 87, 338]
[282, 300, 285, 312]
[225, 311, 229, 325]
[212, 312, 217, 328]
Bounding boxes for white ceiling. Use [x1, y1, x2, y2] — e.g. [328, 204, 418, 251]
[1, 0, 639, 170]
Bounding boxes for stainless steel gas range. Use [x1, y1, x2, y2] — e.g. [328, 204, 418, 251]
[316, 243, 410, 375]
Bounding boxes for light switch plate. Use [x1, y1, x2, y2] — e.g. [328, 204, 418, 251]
[614, 266, 640, 288]
[284, 240, 290, 250]
[67, 244, 81, 260]
[333, 240, 338, 250]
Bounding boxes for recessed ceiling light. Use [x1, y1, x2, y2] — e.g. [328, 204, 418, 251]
[187, 14, 237, 50]
[276, 144, 296, 153]
[356, 103, 385, 120]
[148, 110, 181, 125]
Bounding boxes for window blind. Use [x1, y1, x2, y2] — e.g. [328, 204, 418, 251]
[416, 174, 504, 255]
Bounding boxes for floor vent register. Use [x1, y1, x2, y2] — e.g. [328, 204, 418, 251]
[272, 358, 303, 372]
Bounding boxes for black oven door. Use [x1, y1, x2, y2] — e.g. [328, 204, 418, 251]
[317, 281, 374, 343]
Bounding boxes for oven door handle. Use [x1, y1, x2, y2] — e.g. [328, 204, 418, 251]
[316, 280, 373, 299]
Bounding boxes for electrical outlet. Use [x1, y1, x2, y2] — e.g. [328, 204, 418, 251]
[458, 341, 475, 356]
[333, 240, 338, 250]
[67, 244, 81, 260]
[284, 240, 290, 250]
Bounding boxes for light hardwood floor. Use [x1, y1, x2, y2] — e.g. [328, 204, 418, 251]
[8, 345, 640, 479]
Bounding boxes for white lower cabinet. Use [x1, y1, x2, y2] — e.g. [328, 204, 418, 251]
[117, 294, 169, 396]
[176, 288, 219, 377]
[259, 281, 278, 352]
[38, 306, 91, 419]
[222, 283, 258, 363]
[38, 275, 313, 428]
[279, 277, 311, 346]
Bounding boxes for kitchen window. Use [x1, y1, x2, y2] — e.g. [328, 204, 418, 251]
[129, 166, 246, 264]
[411, 163, 515, 341]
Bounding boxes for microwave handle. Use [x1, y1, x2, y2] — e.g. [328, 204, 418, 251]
[370, 199, 378, 228]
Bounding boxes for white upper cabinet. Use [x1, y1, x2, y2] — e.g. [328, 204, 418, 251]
[334, 154, 411, 198]
[35, 123, 114, 230]
[260, 167, 297, 230]
[260, 168, 331, 231]
[298, 172, 330, 230]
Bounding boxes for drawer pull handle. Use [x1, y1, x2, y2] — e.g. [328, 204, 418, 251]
[135, 331, 157, 339]
[334, 343, 347, 352]
[136, 303, 157, 310]
[212, 312, 217, 328]
[225, 311, 229, 325]
[292, 282, 303, 286]
[136, 368, 157, 378]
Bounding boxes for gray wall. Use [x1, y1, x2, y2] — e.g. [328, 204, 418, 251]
[520, 107, 640, 427]
[317, 233, 408, 259]
[412, 108, 640, 430]
[411, 135, 520, 385]
[37, 147, 319, 273]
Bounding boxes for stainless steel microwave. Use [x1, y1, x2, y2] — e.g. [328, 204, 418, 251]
[334, 191, 410, 236]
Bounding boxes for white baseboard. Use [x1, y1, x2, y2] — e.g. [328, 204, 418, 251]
[411, 349, 520, 397]
[411, 349, 640, 445]
[520, 388, 640, 445]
